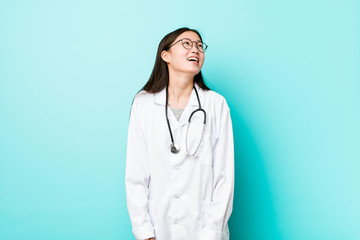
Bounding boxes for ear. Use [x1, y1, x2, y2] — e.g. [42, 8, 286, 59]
[161, 50, 171, 63]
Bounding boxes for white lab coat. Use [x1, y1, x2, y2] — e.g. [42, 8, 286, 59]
[125, 83, 234, 240]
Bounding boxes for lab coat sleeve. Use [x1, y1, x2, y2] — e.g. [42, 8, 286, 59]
[125, 98, 155, 240]
[203, 102, 234, 240]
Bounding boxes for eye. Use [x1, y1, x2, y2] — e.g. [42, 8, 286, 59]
[183, 40, 191, 46]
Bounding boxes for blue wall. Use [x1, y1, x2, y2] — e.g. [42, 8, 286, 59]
[0, 0, 359, 239]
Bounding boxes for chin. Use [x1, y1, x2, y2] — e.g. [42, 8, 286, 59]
[186, 72, 200, 78]
[186, 67, 201, 75]
[175, 67, 201, 77]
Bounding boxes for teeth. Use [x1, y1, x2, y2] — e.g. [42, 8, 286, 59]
[188, 57, 198, 62]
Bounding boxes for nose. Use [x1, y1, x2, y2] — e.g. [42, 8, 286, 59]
[191, 41, 200, 53]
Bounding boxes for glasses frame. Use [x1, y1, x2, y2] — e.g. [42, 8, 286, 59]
[168, 38, 208, 53]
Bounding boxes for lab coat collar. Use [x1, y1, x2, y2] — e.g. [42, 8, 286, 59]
[154, 82, 205, 107]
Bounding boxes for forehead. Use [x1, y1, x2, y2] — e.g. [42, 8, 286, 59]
[175, 31, 201, 42]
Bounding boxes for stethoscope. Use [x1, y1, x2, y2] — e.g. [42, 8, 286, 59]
[165, 84, 206, 155]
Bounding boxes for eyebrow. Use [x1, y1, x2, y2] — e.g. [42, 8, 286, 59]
[183, 38, 202, 42]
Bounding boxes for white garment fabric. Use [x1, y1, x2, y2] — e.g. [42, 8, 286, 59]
[125, 83, 234, 240]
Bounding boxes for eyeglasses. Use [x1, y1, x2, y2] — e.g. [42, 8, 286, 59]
[168, 38, 208, 53]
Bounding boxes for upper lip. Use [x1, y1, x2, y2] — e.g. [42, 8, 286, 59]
[187, 56, 199, 63]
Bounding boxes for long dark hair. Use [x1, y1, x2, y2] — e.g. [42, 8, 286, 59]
[142, 27, 210, 93]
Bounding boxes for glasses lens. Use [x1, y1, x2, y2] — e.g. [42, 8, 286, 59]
[197, 42, 204, 52]
[182, 39, 192, 50]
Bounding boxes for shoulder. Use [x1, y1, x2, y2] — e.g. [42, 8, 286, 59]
[205, 90, 226, 102]
[134, 90, 152, 101]
[130, 90, 156, 118]
[203, 89, 230, 111]
[132, 90, 154, 107]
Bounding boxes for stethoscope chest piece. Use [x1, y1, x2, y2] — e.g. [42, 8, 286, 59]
[170, 142, 180, 154]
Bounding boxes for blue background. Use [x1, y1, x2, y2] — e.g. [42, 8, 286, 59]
[1, 0, 359, 239]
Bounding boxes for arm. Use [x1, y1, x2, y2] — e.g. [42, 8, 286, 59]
[125, 98, 155, 240]
[204, 102, 235, 240]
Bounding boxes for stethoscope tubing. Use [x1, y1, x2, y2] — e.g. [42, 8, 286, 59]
[165, 84, 206, 154]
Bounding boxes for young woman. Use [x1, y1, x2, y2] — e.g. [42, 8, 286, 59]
[125, 27, 234, 240]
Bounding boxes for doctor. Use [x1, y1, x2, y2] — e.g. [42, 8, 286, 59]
[126, 27, 234, 240]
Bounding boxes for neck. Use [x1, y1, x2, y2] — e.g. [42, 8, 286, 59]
[167, 73, 194, 108]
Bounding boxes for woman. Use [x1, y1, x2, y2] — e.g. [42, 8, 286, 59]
[125, 27, 234, 240]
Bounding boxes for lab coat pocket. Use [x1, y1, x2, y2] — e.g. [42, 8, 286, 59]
[198, 135, 218, 166]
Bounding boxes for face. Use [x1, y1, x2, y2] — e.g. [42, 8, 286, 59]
[162, 31, 205, 77]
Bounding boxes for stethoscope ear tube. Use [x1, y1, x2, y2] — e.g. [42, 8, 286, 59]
[188, 108, 206, 124]
[185, 122, 205, 157]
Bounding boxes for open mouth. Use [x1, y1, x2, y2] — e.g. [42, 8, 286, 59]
[187, 57, 199, 63]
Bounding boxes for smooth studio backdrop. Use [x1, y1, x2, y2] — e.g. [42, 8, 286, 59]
[0, 0, 359, 239]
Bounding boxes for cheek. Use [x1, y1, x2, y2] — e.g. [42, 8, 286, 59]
[173, 53, 188, 66]
[173, 58, 186, 68]
[199, 53, 205, 62]
[200, 56, 205, 66]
